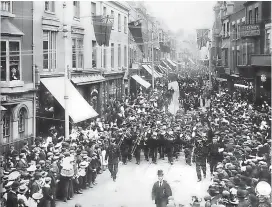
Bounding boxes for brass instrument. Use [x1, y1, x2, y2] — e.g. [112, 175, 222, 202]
[117, 128, 130, 147]
[131, 133, 142, 155]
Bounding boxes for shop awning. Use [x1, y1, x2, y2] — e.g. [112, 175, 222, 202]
[1, 18, 24, 36]
[1, 106, 7, 111]
[131, 75, 151, 89]
[234, 84, 249, 89]
[216, 78, 227, 82]
[166, 58, 177, 67]
[71, 75, 105, 85]
[158, 65, 167, 73]
[161, 61, 172, 71]
[41, 77, 98, 123]
[147, 65, 162, 78]
[142, 65, 160, 78]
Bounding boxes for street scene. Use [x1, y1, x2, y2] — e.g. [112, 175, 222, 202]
[0, 1, 271, 207]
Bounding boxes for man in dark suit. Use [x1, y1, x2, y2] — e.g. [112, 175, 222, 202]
[152, 170, 172, 207]
[105, 138, 121, 182]
[6, 181, 19, 207]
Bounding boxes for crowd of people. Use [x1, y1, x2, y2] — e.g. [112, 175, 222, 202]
[199, 87, 271, 207]
[0, 80, 177, 207]
[0, 66, 271, 207]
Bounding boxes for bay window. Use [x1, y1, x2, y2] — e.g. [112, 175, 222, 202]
[72, 37, 84, 69]
[43, 31, 57, 71]
[1, 40, 21, 81]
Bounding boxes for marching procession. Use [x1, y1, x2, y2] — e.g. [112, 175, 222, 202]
[1, 64, 272, 207]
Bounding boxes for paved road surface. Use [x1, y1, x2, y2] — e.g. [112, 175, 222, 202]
[57, 82, 211, 207]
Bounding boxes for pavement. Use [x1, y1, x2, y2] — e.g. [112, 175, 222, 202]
[57, 82, 211, 207]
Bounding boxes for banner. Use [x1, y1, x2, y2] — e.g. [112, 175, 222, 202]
[196, 29, 210, 50]
[129, 20, 144, 53]
[92, 15, 113, 46]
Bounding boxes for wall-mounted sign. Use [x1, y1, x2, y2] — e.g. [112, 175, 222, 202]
[1, 95, 7, 101]
[241, 24, 260, 37]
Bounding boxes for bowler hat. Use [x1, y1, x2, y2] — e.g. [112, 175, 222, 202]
[157, 170, 163, 176]
[11, 181, 20, 189]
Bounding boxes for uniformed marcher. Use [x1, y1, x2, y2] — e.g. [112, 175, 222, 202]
[150, 131, 158, 164]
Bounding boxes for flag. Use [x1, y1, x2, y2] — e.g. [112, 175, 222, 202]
[129, 20, 144, 53]
[92, 15, 113, 46]
[196, 29, 210, 50]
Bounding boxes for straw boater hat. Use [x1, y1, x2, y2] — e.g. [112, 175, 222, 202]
[32, 193, 43, 200]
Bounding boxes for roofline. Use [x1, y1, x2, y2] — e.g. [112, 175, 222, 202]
[243, 1, 256, 6]
[110, 1, 130, 12]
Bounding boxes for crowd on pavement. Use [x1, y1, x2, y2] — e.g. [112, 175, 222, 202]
[0, 65, 271, 207]
[199, 87, 271, 207]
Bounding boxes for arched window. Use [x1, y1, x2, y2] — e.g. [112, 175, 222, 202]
[18, 108, 27, 138]
[2, 112, 11, 143]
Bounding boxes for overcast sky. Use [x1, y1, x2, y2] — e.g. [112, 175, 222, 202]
[145, 1, 215, 34]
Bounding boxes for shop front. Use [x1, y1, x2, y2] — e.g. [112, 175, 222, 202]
[251, 54, 271, 105]
[102, 71, 125, 112]
[36, 77, 98, 137]
[71, 72, 105, 115]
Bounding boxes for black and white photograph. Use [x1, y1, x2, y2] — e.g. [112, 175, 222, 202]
[0, 1, 271, 207]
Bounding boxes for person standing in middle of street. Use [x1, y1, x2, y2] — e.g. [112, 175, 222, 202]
[105, 138, 122, 182]
[193, 138, 207, 182]
[152, 170, 172, 207]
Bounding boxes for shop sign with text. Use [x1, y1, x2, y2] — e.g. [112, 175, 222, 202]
[241, 24, 260, 37]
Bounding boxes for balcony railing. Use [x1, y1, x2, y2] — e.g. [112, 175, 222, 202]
[1, 1, 11, 12]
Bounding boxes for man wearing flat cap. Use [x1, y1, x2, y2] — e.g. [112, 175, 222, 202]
[152, 170, 172, 207]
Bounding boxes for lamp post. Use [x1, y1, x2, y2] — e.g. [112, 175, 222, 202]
[63, 2, 69, 140]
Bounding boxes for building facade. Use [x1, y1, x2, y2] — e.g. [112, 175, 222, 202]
[1, 1, 36, 152]
[32, 1, 128, 136]
[213, 1, 271, 104]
